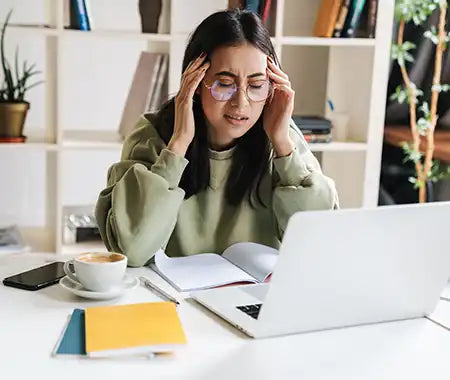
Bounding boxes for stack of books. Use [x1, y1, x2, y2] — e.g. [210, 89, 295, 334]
[228, 0, 277, 35]
[118, 52, 169, 139]
[293, 115, 333, 144]
[313, 0, 378, 38]
[53, 302, 187, 358]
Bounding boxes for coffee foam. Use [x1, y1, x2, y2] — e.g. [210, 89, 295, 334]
[77, 252, 124, 263]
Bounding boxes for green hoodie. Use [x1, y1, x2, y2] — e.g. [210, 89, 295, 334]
[95, 113, 339, 267]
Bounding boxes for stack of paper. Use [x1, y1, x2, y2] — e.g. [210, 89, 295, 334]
[53, 302, 186, 358]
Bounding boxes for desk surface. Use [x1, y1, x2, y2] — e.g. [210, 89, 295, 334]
[2, 253, 450, 380]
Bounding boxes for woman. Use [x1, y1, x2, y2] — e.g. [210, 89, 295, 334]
[95, 9, 338, 267]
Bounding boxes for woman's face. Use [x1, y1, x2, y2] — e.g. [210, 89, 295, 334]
[199, 43, 269, 150]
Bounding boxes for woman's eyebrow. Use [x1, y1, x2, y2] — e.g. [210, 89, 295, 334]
[215, 71, 266, 78]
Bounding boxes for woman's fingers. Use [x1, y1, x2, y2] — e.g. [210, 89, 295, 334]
[267, 56, 289, 80]
[183, 53, 207, 78]
[267, 67, 291, 87]
[178, 62, 209, 102]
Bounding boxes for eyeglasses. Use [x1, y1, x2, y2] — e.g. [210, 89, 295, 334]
[203, 79, 273, 102]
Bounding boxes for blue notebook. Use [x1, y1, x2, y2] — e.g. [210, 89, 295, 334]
[55, 309, 86, 356]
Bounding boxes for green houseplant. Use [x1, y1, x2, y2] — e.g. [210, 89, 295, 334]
[0, 10, 43, 140]
[390, 0, 450, 203]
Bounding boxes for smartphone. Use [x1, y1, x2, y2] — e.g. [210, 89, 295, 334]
[3, 261, 67, 291]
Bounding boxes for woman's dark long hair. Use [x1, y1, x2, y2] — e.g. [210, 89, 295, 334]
[155, 9, 280, 207]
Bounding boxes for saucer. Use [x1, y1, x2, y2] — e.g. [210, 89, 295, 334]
[59, 275, 139, 300]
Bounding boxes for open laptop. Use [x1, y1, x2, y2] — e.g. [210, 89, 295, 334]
[190, 202, 450, 338]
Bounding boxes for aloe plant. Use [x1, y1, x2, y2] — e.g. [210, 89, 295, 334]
[0, 10, 44, 102]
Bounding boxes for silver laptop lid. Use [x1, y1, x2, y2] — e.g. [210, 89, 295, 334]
[255, 202, 450, 337]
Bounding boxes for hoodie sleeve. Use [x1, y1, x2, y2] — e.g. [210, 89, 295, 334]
[95, 115, 188, 267]
[272, 121, 339, 238]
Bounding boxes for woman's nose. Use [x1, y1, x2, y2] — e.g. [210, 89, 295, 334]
[230, 87, 249, 107]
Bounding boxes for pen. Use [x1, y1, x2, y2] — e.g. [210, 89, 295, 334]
[139, 276, 180, 305]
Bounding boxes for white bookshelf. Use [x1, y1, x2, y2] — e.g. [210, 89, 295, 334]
[0, 0, 394, 254]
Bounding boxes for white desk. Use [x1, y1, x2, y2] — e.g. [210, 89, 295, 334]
[2, 253, 450, 380]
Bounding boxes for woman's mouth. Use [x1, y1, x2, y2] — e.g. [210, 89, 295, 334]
[224, 114, 249, 125]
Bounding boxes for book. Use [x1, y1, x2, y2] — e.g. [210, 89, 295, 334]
[303, 133, 332, 143]
[332, 0, 351, 37]
[118, 52, 164, 139]
[367, 0, 378, 38]
[84, 302, 187, 357]
[70, 0, 90, 31]
[342, 0, 367, 38]
[148, 54, 169, 112]
[84, 0, 94, 30]
[150, 242, 278, 292]
[53, 309, 86, 356]
[228, 0, 246, 9]
[246, 0, 261, 13]
[313, 0, 343, 38]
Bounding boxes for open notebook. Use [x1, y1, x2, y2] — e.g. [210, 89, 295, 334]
[150, 242, 279, 292]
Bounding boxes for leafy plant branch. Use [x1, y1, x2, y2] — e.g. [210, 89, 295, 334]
[390, 0, 449, 202]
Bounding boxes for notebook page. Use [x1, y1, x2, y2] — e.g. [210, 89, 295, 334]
[151, 249, 256, 292]
[222, 242, 278, 283]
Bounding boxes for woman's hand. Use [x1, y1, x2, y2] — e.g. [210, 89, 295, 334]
[263, 56, 295, 157]
[168, 53, 210, 156]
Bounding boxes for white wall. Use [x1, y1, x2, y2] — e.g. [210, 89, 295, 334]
[0, 1, 144, 227]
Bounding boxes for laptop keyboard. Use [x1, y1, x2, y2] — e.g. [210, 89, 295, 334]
[236, 303, 262, 319]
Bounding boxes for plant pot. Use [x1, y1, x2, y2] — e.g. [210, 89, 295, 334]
[0, 102, 30, 137]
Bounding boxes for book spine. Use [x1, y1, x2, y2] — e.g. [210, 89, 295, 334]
[342, 0, 367, 38]
[84, 0, 93, 30]
[313, 0, 344, 38]
[367, 0, 378, 38]
[74, 0, 90, 31]
[246, 0, 260, 13]
[262, 0, 272, 23]
[333, 0, 351, 37]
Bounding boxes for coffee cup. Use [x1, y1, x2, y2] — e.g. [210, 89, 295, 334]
[63, 252, 127, 292]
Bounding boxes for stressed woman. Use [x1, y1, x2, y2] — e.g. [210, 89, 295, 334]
[95, 9, 339, 267]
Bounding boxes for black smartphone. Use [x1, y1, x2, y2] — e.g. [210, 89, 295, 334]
[3, 261, 67, 291]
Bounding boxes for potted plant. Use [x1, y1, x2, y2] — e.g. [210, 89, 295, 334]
[0, 10, 43, 141]
[390, 0, 450, 202]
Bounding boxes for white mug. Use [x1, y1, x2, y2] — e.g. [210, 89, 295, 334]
[64, 252, 127, 292]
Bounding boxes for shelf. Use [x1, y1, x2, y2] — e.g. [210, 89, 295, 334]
[8, 25, 59, 36]
[0, 135, 57, 151]
[61, 240, 108, 255]
[62, 130, 123, 150]
[8, 25, 172, 41]
[61, 29, 172, 42]
[280, 37, 376, 47]
[308, 142, 368, 152]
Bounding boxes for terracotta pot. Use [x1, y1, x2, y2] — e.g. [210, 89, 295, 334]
[0, 102, 30, 137]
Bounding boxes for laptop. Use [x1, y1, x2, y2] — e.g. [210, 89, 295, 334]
[190, 202, 450, 338]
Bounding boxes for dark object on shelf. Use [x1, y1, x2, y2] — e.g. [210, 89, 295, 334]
[64, 211, 100, 244]
[292, 115, 332, 134]
[138, 0, 162, 33]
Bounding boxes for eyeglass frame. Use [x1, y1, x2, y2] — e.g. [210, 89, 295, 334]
[202, 79, 274, 103]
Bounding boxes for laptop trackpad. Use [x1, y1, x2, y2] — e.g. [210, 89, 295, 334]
[240, 284, 269, 302]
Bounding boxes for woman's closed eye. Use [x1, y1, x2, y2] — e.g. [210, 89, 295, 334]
[217, 81, 234, 87]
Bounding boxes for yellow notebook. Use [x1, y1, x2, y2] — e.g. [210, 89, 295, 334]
[85, 302, 187, 357]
